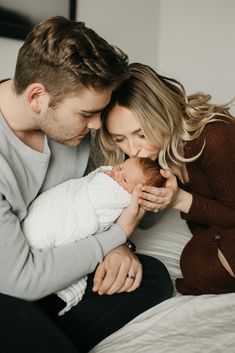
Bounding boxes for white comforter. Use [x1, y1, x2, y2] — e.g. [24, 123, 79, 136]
[91, 209, 235, 353]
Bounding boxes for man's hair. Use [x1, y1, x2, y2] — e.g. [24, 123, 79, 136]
[138, 157, 165, 187]
[14, 16, 129, 106]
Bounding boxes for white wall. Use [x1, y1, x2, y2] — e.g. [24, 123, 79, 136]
[0, 37, 23, 78]
[0, 0, 234, 111]
[76, 0, 160, 67]
[156, 0, 235, 107]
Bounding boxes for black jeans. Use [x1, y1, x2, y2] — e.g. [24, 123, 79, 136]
[0, 254, 173, 353]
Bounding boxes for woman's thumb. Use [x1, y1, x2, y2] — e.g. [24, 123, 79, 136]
[160, 169, 171, 178]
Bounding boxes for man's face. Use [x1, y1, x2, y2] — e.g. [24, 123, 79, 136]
[34, 86, 113, 146]
[109, 157, 146, 193]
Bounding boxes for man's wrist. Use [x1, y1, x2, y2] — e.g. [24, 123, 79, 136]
[125, 239, 136, 253]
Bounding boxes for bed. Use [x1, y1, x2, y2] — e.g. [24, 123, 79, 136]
[90, 209, 235, 353]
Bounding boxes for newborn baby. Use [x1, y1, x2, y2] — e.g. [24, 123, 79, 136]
[22, 157, 164, 315]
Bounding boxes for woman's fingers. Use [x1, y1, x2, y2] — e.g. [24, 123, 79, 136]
[138, 188, 173, 211]
[137, 170, 178, 211]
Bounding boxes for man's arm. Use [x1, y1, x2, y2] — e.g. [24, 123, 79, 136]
[0, 195, 126, 300]
[93, 184, 145, 295]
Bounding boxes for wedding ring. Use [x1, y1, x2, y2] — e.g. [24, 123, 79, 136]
[153, 209, 158, 213]
[126, 274, 136, 280]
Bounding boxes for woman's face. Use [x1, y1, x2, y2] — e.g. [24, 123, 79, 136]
[106, 105, 160, 160]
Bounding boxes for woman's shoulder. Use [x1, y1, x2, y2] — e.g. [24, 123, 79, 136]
[201, 117, 234, 157]
[203, 116, 235, 135]
[185, 116, 235, 158]
[201, 117, 235, 148]
[196, 116, 234, 140]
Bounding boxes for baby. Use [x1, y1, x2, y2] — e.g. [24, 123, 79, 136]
[104, 156, 164, 193]
[22, 157, 164, 315]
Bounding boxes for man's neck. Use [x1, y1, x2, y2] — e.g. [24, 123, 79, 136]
[0, 80, 45, 152]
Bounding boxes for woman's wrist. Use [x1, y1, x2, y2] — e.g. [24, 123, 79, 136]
[173, 189, 192, 214]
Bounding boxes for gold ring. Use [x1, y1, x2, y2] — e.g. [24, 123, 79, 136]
[126, 274, 136, 280]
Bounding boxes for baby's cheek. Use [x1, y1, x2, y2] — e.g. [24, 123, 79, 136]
[117, 180, 130, 193]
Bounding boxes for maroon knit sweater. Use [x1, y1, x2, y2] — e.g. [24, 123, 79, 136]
[175, 117, 235, 295]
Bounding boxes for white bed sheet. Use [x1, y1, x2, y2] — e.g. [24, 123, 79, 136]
[91, 293, 235, 353]
[90, 209, 235, 353]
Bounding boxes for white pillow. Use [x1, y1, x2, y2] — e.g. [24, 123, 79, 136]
[132, 208, 192, 294]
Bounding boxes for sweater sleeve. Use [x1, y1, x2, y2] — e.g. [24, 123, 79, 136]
[181, 120, 235, 227]
[0, 194, 126, 301]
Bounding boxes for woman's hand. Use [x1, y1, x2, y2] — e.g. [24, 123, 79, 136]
[138, 169, 192, 213]
[116, 183, 145, 238]
[138, 170, 178, 211]
[92, 245, 143, 295]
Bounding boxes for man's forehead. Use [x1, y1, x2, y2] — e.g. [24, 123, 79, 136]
[63, 88, 112, 111]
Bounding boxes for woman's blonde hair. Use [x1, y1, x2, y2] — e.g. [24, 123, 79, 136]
[97, 63, 233, 171]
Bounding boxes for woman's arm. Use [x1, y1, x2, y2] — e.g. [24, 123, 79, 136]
[139, 120, 235, 227]
[181, 120, 235, 226]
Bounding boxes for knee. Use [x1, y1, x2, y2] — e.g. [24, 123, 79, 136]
[137, 254, 174, 300]
[178, 236, 235, 295]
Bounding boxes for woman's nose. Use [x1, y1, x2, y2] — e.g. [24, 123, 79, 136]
[129, 142, 141, 157]
[87, 114, 101, 130]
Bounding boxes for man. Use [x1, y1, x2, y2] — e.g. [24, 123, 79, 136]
[0, 16, 173, 353]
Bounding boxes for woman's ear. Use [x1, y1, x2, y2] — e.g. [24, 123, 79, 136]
[25, 83, 49, 113]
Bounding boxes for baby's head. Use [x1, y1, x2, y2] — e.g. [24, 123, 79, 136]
[138, 157, 165, 188]
[108, 157, 165, 193]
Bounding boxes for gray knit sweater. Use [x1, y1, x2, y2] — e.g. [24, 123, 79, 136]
[0, 112, 126, 300]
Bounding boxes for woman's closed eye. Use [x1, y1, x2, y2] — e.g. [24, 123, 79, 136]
[113, 137, 125, 143]
[113, 133, 145, 143]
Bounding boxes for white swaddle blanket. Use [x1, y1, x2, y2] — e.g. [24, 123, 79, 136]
[22, 167, 131, 315]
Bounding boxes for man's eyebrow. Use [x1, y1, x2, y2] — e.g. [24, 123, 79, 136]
[80, 108, 104, 114]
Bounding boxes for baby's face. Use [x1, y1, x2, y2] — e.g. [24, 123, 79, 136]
[109, 158, 146, 193]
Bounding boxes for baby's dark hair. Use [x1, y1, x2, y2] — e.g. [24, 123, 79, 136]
[138, 157, 165, 187]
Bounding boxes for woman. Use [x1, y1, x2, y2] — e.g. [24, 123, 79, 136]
[97, 62, 235, 295]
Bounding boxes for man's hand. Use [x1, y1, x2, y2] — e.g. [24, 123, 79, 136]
[92, 245, 143, 295]
[116, 183, 145, 238]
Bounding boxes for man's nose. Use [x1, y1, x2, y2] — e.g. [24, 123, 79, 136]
[87, 114, 101, 130]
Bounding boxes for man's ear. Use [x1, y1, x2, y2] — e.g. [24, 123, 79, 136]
[25, 83, 49, 113]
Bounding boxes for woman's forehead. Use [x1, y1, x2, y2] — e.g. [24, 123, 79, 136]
[106, 106, 141, 134]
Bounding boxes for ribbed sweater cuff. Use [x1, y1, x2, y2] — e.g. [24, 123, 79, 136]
[95, 224, 126, 257]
